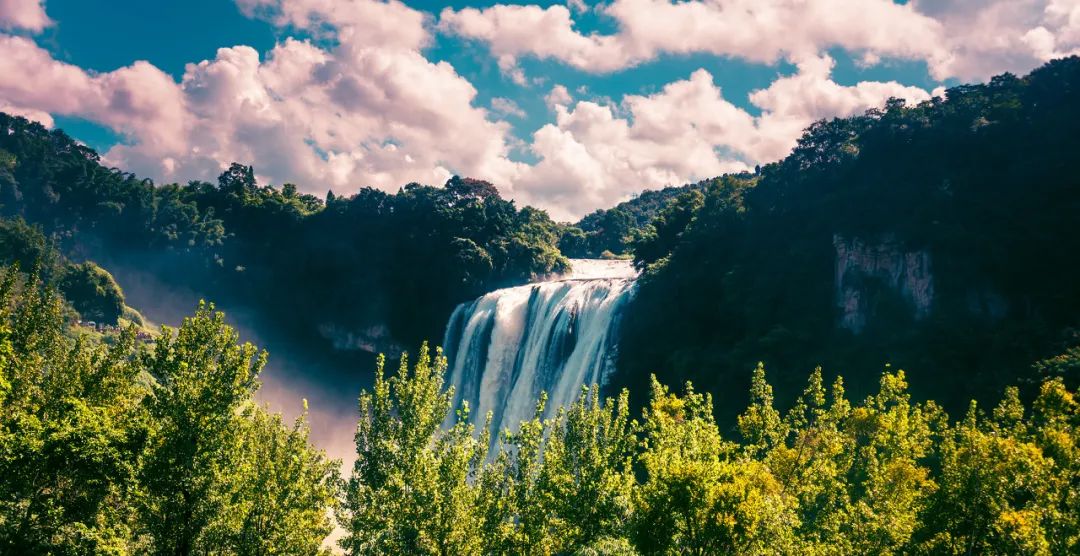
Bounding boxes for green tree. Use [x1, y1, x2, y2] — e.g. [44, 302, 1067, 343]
[340, 344, 488, 555]
[630, 189, 704, 269]
[480, 395, 557, 555]
[634, 377, 796, 555]
[231, 402, 342, 556]
[838, 371, 941, 554]
[762, 369, 853, 553]
[915, 381, 1078, 554]
[138, 301, 267, 556]
[916, 398, 1052, 554]
[1029, 379, 1080, 554]
[58, 261, 126, 325]
[1033, 333, 1080, 388]
[738, 363, 785, 458]
[540, 386, 637, 551]
[0, 268, 146, 554]
[0, 218, 62, 278]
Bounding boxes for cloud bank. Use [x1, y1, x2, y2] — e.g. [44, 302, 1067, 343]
[0, 0, 1076, 219]
[442, 0, 1080, 82]
[0, 0, 51, 32]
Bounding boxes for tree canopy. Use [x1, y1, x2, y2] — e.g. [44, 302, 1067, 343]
[617, 56, 1080, 426]
[0, 267, 339, 555]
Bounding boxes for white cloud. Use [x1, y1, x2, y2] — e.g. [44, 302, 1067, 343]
[441, 0, 1080, 82]
[0, 0, 50, 32]
[236, 0, 430, 50]
[441, 0, 942, 74]
[0, 1, 523, 198]
[0, 35, 187, 149]
[491, 97, 526, 118]
[914, 0, 1080, 80]
[512, 55, 931, 220]
[0, 100, 52, 127]
[112, 38, 521, 194]
[748, 55, 931, 161]
[545, 84, 572, 108]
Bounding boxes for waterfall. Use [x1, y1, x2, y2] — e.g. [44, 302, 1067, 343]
[442, 259, 636, 438]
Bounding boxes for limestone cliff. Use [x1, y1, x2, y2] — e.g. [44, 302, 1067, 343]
[834, 234, 934, 333]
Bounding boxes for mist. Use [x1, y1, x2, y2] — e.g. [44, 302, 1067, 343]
[104, 259, 376, 473]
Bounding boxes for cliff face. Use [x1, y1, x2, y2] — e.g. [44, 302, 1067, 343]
[834, 235, 934, 333]
[317, 323, 405, 356]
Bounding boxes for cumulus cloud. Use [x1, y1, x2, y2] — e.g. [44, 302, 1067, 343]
[545, 85, 572, 108]
[512, 55, 931, 220]
[915, 0, 1080, 80]
[440, 0, 942, 74]
[0, 35, 187, 149]
[0, 1, 523, 197]
[490, 97, 526, 118]
[0, 0, 51, 32]
[441, 0, 1080, 82]
[3, 0, 1059, 221]
[236, 0, 430, 50]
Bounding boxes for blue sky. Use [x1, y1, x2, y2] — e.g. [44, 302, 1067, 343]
[38, 0, 936, 154]
[0, 0, 1074, 219]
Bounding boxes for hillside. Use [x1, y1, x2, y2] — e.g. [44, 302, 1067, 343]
[0, 216, 153, 337]
[0, 118, 566, 375]
[4, 58, 1080, 430]
[616, 57, 1080, 425]
[558, 176, 732, 258]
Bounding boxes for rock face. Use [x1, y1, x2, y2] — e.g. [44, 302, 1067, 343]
[317, 323, 405, 355]
[834, 235, 934, 333]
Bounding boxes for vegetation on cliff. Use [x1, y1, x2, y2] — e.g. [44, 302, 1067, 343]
[618, 57, 1080, 424]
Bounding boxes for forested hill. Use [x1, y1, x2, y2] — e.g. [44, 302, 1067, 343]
[4, 56, 1080, 427]
[0, 117, 567, 367]
[559, 178, 710, 258]
[616, 56, 1080, 425]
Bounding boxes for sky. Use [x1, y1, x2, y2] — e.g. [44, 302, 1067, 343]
[1, 0, 1078, 220]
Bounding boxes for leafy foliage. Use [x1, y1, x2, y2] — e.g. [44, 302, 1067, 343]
[618, 57, 1080, 427]
[1, 259, 1077, 554]
[58, 261, 125, 325]
[339, 345, 489, 555]
[0, 216, 134, 328]
[0, 118, 567, 358]
[339, 341, 1080, 555]
[0, 267, 339, 555]
[562, 179, 721, 258]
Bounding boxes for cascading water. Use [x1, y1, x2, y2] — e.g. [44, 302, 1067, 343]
[442, 259, 636, 439]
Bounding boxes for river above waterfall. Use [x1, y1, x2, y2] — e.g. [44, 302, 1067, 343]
[557, 258, 638, 280]
[442, 259, 637, 441]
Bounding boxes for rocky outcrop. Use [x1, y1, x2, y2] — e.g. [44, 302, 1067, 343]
[834, 234, 934, 333]
[317, 323, 405, 355]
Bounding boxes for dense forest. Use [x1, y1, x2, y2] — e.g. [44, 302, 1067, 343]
[0, 268, 338, 554]
[559, 179, 714, 258]
[617, 56, 1080, 426]
[2, 268, 1077, 554]
[4, 52, 1080, 554]
[0, 118, 568, 363]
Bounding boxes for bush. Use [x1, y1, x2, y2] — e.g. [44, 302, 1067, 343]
[58, 261, 125, 325]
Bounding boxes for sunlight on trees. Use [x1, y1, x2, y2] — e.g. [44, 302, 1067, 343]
[0, 265, 1077, 554]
